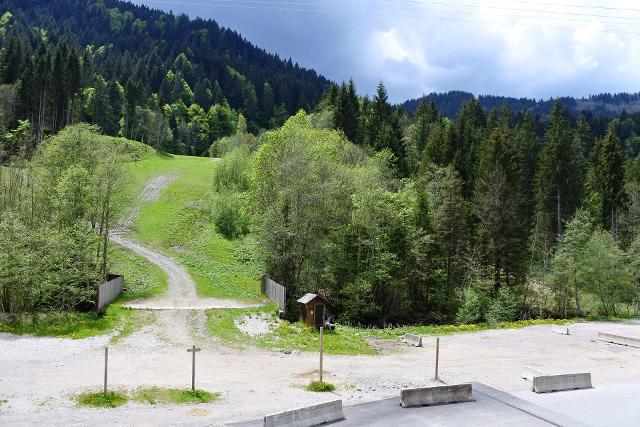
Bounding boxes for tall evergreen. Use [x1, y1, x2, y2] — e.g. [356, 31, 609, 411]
[535, 101, 579, 237]
[587, 128, 627, 235]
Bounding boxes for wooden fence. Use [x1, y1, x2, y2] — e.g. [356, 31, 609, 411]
[96, 275, 124, 312]
[261, 275, 286, 312]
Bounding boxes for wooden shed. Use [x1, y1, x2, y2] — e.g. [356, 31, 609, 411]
[297, 293, 328, 328]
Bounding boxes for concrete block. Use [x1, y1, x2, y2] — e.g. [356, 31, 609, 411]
[532, 373, 592, 393]
[598, 332, 640, 348]
[263, 399, 344, 427]
[551, 327, 570, 335]
[521, 366, 547, 382]
[400, 384, 473, 408]
[403, 333, 423, 347]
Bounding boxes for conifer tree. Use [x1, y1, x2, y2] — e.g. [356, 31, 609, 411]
[535, 101, 579, 237]
[586, 127, 627, 235]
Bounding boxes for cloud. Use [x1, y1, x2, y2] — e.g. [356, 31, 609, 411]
[134, 0, 640, 103]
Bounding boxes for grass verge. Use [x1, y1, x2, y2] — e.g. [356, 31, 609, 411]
[133, 387, 218, 405]
[306, 381, 335, 392]
[206, 306, 590, 355]
[206, 305, 376, 355]
[355, 318, 574, 340]
[76, 391, 128, 408]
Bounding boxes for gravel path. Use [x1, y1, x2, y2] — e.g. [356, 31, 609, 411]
[111, 233, 259, 310]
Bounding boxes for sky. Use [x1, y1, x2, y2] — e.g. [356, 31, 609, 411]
[131, 0, 640, 103]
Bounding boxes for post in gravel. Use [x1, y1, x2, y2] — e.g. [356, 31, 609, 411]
[434, 338, 440, 382]
[319, 326, 324, 383]
[103, 346, 108, 395]
[187, 345, 201, 391]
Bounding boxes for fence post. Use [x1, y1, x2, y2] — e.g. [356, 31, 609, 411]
[434, 338, 440, 381]
[319, 326, 324, 383]
[104, 346, 108, 395]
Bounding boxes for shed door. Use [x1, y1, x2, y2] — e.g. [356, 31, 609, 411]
[314, 303, 325, 329]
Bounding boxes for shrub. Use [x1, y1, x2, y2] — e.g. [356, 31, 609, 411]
[306, 381, 335, 392]
[455, 287, 487, 324]
[213, 146, 251, 192]
[486, 286, 519, 324]
[214, 196, 249, 239]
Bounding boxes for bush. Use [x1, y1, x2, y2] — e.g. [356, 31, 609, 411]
[213, 146, 251, 192]
[214, 196, 249, 239]
[455, 287, 487, 324]
[486, 286, 519, 324]
[306, 381, 335, 392]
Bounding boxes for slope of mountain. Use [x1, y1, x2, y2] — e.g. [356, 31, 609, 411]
[0, 0, 330, 153]
[402, 91, 640, 118]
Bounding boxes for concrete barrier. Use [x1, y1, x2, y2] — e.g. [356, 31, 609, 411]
[521, 366, 547, 382]
[400, 384, 473, 408]
[598, 332, 640, 348]
[532, 373, 592, 393]
[263, 400, 344, 427]
[403, 333, 423, 347]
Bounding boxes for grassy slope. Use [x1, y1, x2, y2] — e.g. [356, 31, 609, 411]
[126, 155, 262, 300]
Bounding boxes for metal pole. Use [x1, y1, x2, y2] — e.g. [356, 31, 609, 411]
[191, 346, 196, 391]
[434, 338, 440, 381]
[319, 326, 324, 383]
[104, 346, 108, 395]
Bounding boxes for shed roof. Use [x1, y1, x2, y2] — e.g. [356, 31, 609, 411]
[297, 293, 318, 304]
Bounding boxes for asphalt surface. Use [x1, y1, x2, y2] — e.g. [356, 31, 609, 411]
[517, 382, 640, 427]
[230, 383, 587, 427]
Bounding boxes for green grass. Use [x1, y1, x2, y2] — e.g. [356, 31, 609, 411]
[133, 387, 218, 405]
[0, 304, 130, 339]
[306, 381, 335, 392]
[109, 244, 168, 301]
[356, 318, 573, 340]
[76, 391, 128, 408]
[124, 154, 262, 300]
[206, 304, 376, 355]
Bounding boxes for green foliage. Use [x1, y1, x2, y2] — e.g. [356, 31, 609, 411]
[213, 146, 251, 192]
[0, 125, 142, 313]
[76, 391, 128, 408]
[486, 286, 519, 324]
[340, 278, 381, 323]
[306, 381, 335, 392]
[580, 230, 633, 315]
[214, 195, 249, 239]
[133, 387, 218, 404]
[455, 287, 487, 324]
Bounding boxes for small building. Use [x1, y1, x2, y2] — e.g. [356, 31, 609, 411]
[297, 293, 328, 328]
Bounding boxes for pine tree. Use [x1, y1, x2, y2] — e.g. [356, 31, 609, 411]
[586, 127, 627, 235]
[336, 79, 359, 144]
[453, 98, 486, 195]
[474, 107, 525, 290]
[535, 101, 579, 237]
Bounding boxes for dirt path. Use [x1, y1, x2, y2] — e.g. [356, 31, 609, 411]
[111, 233, 258, 310]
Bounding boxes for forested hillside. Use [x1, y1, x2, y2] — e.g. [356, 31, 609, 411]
[238, 81, 640, 324]
[403, 91, 640, 119]
[0, 0, 329, 157]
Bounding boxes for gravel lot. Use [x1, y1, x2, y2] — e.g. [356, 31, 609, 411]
[2, 315, 640, 426]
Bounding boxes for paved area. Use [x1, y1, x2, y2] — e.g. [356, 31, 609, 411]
[232, 383, 587, 427]
[517, 382, 640, 427]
